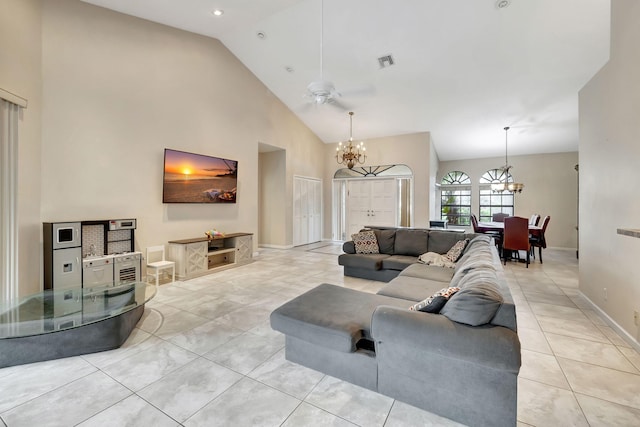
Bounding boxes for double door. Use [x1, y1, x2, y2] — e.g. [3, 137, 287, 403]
[347, 179, 397, 236]
[293, 177, 322, 247]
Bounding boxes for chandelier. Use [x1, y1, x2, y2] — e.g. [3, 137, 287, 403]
[336, 112, 366, 169]
[491, 126, 524, 193]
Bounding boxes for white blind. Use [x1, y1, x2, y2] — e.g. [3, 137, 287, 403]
[0, 98, 20, 309]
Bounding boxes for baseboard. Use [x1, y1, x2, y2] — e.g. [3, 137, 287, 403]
[258, 244, 294, 250]
[579, 291, 640, 353]
[547, 246, 577, 251]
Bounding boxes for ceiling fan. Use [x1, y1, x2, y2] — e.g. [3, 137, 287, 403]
[302, 0, 364, 111]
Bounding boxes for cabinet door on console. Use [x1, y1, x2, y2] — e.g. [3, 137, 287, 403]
[235, 235, 252, 264]
[186, 242, 207, 275]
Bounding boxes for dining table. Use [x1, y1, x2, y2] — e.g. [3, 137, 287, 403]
[476, 221, 543, 238]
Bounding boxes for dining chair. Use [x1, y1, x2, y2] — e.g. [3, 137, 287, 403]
[529, 216, 550, 263]
[146, 245, 175, 287]
[503, 216, 530, 267]
[492, 212, 510, 222]
[529, 214, 540, 226]
[472, 214, 502, 250]
[470, 214, 480, 232]
[528, 214, 539, 257]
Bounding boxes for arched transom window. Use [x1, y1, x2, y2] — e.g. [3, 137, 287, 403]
[479, 169, 514, 222]
[440, 171, 471, 226]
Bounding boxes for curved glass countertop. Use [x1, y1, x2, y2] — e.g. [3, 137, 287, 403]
[0, 282, 156, 339]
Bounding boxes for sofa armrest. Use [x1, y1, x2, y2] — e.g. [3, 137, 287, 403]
[342, 241, 355, 254]
[371, 305, 520, 372]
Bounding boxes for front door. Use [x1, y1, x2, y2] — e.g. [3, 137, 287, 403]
[347, 178, 398, 236]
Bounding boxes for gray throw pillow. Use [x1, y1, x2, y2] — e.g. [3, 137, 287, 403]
[440, 283, 504, 326]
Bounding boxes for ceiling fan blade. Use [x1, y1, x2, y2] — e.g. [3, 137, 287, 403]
[340, 84, 376, 98]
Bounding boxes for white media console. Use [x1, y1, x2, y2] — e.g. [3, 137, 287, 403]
[168, 233, 253, 280]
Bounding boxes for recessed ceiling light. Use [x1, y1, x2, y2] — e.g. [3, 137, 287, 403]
[496, 0, 510, 9]
[256, 31, 266, 40]
[212, 9, 224, 16]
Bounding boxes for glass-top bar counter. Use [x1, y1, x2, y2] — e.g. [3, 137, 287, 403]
[0, 282, 156, 368]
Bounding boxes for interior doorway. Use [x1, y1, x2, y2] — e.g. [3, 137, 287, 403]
[258, 144, 286, 247]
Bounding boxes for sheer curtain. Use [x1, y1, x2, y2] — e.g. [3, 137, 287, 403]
[0, 92, 24, 310]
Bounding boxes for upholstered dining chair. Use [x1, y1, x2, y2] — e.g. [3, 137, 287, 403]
[503, 216, 530, 267]
[492, 212, 510, 222]
[471, 214, 502, 250]
[530, 216, 550, 263]
[470, 214, 480, 232]
[529, 214, 540, 226]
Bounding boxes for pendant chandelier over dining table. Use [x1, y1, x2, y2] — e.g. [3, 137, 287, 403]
[491, 126, 524, 193]
[336, 112, 366, 169]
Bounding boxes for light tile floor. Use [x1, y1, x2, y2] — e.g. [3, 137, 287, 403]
[1, 245, 640, 426]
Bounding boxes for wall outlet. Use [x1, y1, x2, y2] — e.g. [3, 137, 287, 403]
[603, 287, 608, 301]
[635, 310, 640, 326]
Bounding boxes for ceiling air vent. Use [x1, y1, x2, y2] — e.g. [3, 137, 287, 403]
[378, 54, 395, 69]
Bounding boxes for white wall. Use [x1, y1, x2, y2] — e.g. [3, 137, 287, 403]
[429, 139, 439, 220]
[579, 0, 640, 342]
[323, 132, 433, 237]
[0, 0, 43, 296]
[32, 0, 324, 290]
[439, 152, 578, 249]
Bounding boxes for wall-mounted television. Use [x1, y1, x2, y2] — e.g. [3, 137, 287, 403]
[163, 148, 238, 203]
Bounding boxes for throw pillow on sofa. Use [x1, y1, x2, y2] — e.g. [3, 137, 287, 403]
[351, 230, 380, 254]
[444, 238, 469, 262]
[409, 286, 460, 313]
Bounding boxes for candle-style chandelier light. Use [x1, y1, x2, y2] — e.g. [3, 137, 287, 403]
[491, 126, 524, 193]
[336, 112, 366, 169]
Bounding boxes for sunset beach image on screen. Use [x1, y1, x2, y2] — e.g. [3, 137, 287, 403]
[162, 148, 238, 203]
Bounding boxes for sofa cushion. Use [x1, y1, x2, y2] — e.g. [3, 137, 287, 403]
[373, 229, 396, 254]
[270, 283, 413, 352]
[381, 255, 418, 271]
[427, 231, 466, 254]
[338, 253, 389, 270]
[399, 263, 455, 283]
[450, 265, 499, 290]
[394, 229, 429, 256]
[462, 235, 492, 254]
[440, 280, 504, 326]
[409, 286, 460, 313]
[377, 275, 448, 301]
[352, 230, 379, 254]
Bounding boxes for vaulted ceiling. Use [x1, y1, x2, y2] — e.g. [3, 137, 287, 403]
[81, 0, 610, 160]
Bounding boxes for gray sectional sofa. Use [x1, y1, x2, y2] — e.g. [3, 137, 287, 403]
[270, 231, 521, 427]
[338, 228, 482, 282]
